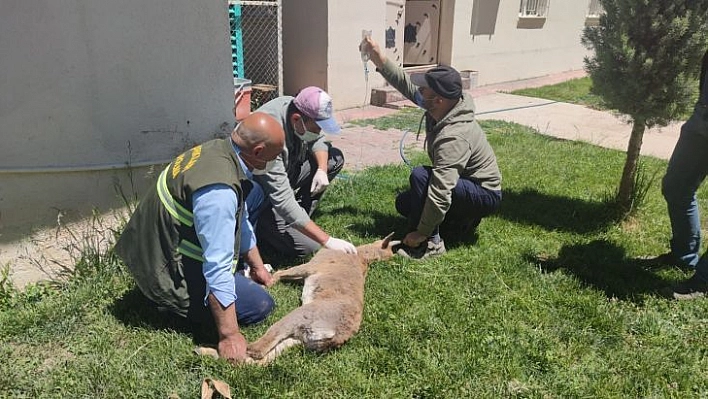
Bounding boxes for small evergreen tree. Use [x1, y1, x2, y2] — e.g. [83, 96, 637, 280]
[581, 1, 708, 213]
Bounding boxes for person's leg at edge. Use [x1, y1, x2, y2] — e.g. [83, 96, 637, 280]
[661, 126, 708, 268]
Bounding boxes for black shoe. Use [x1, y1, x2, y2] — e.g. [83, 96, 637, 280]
[669, 274, 708, 300]
[396, 239, 446, 260]
[638, 252, 693, 272]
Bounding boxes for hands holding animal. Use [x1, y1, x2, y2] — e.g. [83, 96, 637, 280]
[325, 236, 357, 254]
[250, 264, 275, 287]
[403, 231, 427, 248]
[218, 331, 249, 365]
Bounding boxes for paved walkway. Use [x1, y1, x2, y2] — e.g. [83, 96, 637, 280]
[2, 70, 682, 288]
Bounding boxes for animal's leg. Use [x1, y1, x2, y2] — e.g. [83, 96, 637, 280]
[247, 304, 336, 364]
[272, 262, 319, 282]
[251, 338, 301, 366]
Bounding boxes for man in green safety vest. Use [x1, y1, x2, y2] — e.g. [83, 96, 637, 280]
[115, 112, 285, 364]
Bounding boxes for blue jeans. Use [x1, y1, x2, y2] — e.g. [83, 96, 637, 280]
[233, 274, 275, 325]
[184, 258, 275, 326]
[184, 180, 275, 326]
[396, 166, 502, 238]
[662, 107, 708, 280]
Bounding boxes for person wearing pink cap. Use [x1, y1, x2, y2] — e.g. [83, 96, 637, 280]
[251, 86, 357, 258]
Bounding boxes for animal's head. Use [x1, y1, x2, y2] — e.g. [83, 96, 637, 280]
[356, 233, 401, 269]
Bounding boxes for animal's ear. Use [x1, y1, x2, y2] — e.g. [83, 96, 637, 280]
[381, 232, 396, 248]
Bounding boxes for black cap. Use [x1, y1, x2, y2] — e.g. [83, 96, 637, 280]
[410, 65, 463, 99]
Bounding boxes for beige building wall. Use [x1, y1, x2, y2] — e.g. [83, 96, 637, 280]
[282, 0, 329, 94]
[282, 0, 390, 109]
[449, 0, 591, 86]
[0, 0, 235, 236]
[310, 0, 591, 109]
[326, 1, 389, 111]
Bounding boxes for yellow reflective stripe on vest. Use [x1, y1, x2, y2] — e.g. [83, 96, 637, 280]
[157, 165, 194, 227]
[178, 239, 239, 274]
[177, 239, 204, 263]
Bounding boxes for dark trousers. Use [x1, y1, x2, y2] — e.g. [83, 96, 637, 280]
[183, 258, 275, 326]
[395, 166, 501, 238]
[257, 146, 344, 258]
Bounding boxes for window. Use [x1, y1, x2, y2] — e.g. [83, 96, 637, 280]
[471, 0, 501, 36]
[519, 0, 549, 18]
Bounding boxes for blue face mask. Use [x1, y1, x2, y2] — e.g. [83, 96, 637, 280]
[414, 91, 426, 108]
[414, 90, 435, 110]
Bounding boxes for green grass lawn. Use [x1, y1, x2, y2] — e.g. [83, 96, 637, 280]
[510, 76, 698, 122]
[509, 77, 608, 111]
[2, 112, 708, 398]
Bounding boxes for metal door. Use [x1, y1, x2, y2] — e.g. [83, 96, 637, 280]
[403, 0, 440, 66]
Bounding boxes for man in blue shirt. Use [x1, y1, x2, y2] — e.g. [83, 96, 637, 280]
[115, 112, 285, 363]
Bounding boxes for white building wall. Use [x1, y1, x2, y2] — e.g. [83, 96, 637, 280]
[0, 0, 235, 234]
[326, 0, 389, 110]
[449, 0, 591, 86]
[322, 0, 591, 109]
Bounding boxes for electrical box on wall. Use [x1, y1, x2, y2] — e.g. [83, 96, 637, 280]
[385, 0, 405, 66]
[403, 0, 440, 66]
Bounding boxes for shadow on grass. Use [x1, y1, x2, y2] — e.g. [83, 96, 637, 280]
[316, 205, 480, 248]
[498, 188, 621, 234]
[110, 287, 219, 345]
[316, 206, 408, 239]
[528, 239, 672, 303]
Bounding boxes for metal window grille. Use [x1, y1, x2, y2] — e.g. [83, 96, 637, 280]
[587, 0, 602, 17]
[519, 0, 549, 17]
[228, 0, 283, 108]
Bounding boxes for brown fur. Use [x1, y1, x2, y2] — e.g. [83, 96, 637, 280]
[246, 234, 399, 365]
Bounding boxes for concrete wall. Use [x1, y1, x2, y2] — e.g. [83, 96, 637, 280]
[0, 0, 235, 236]
[326, 1, 389, 111]
[450, 0, 591, 86]
[281, 0, 389, 110]
[282, 0, 329, 94]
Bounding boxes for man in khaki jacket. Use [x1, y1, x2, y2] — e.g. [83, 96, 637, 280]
[360, 37, 502, 259]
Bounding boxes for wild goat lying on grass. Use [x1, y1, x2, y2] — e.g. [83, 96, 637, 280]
[246, 233, 400, 365]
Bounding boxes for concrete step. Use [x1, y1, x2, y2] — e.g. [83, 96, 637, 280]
[370, 86, 408, 107]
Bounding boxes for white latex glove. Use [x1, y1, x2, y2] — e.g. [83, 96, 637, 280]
[324, 237, 358, 254]
[310, 169, 330, 195]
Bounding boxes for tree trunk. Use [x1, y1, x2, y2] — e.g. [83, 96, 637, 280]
[617, 120, 646, 212]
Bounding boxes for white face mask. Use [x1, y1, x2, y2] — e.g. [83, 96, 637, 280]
[299, 120, 322, 143]
[251, 159, 277, 175]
